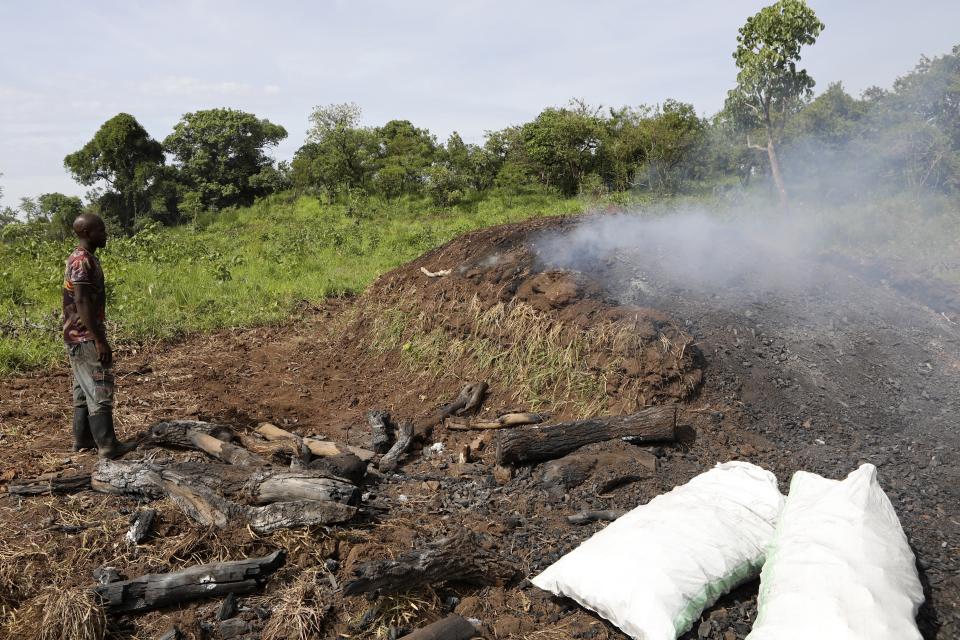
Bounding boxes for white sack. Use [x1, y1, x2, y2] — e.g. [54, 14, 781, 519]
[532, 461, 783, 640]
[746, 463, 924, 640]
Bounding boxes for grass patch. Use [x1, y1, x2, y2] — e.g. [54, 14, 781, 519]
[1, 191, 583, 375]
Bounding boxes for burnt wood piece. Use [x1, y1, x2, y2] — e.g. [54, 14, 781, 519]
[378, 420, 414, 473]
[92, 460, 357, 504]
[255, 423, 375, 462]
[343, 529, 517, 596]
[414, 382, 489, 440]
[566, 509, 627, 525]
[126, 508, 157, 544]
[217, 592, 238, 620]
[147, 420, 235, 446]
[238, 434, 302, 461]
[8, 472, 91, 495]
[368, 410, 393, 453]
[94, 550, 285, 614]
[92, 460, 357, 533]
[148, 422, 268, 467]
[596, 474, 646, 495]
[307, 453, 367, 485]
[398, 614, 478, 640]
[495, 407, 678, 466]
[440, 382, 487, 418]
[446, 412, 546, 431]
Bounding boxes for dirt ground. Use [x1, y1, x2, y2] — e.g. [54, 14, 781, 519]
[1, 213, 957, 639]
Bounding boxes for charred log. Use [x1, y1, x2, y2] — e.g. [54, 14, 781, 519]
[94, 550, 285, 614]
[8, 472, 91, 496]
[92, 460, 357, 533]
[147, 421, 268, 467]
[413, 382, 488, 440]
[343, 529, 517, 596]
[398, 614, 478, 640]
[255, 423, 375, 462]
[496, 407, 677, 466]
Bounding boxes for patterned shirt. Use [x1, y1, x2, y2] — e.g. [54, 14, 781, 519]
[63, 247, 106, 344]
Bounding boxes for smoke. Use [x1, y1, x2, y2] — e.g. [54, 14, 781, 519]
[532, 207, 838, 307]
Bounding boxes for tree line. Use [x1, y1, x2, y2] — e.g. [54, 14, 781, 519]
[1, 0, 958, 239]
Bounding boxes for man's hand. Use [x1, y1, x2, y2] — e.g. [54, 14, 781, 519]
[95, 339, 113, 368]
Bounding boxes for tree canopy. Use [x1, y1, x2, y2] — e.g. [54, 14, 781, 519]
[63, 113, 165, 234]
[164, 108, 288, 213]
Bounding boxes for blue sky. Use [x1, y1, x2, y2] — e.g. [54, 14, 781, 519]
[1, 1, 957, 206]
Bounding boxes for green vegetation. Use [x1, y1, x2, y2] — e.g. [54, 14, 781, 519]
[0, 192, 581, 375]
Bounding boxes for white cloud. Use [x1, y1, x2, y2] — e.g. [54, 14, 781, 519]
[138, 76, 280, 98]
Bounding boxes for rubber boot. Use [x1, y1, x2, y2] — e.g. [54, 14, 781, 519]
[72, 406, 96, 451]
[89, 412, 137, 459]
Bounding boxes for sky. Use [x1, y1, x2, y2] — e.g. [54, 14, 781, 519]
[1, 0, 958, 206]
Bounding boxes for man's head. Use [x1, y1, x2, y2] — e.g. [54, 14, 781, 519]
[73, 213, 107, 249]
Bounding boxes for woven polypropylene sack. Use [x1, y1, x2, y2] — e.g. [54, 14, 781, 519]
[532, 461, 784, 640]
[746, 463, 923, 640]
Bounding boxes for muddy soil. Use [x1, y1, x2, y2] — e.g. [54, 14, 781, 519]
[0, 213, 957, 639]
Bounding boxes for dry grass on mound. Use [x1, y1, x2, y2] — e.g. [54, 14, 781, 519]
[257, 568, 331, 640]
[363, 290, 696, 416]
[4, 584, 107, 640]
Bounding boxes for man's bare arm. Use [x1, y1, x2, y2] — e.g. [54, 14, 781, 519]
[74, 282, 111, 367]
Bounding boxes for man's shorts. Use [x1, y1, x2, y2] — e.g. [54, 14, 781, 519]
[67, 341, 114, 416]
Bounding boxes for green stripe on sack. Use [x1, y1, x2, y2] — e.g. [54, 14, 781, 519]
[672, 558, 764, 636]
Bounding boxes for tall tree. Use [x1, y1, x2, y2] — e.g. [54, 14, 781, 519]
[292, 103, 378, 197]
[726, 0, 824, 208]
[164, 108, 287, 212]
[637, 100, 705, 192]
[64, 113, 165, 234]
[372, 120, 437, 198]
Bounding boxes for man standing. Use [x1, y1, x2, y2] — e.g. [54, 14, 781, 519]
[63, 213, 135, 458]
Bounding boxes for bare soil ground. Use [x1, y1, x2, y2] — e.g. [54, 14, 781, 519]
[1, 213, 957, 639]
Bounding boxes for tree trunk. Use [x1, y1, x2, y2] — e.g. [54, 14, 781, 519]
[767, 136, 788, 210]
[94, 550, 285, 614]
[496, 407, 677, 466]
